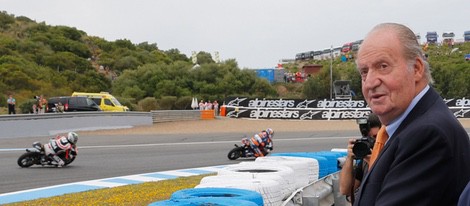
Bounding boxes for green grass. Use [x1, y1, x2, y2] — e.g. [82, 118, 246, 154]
[5, 174, 213, 206]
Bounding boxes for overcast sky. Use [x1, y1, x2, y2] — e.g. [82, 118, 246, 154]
[1, 0, 468, 69]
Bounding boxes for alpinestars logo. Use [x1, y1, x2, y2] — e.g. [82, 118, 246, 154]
[300, 110, 322, 120]
[226, 109, 248, 118]
[296, 100, 316, 108]
[227, 98, 247, 106]
[249, 110, 299, 119]
[456, 98, 470, 107]
[443, 98, 454, 105]
[248, 99, 295, 108]
[454, 109, 470, 118]
[317, 99, 366, 108]
[322, 110, 370, 120]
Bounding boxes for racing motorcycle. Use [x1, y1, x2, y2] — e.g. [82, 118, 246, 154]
[227, 137, 272, 160]
[17, 141, 77, 168]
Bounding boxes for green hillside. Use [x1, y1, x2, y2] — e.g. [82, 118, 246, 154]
[1, 11, 469, 114]
[0, 11, 277, 113]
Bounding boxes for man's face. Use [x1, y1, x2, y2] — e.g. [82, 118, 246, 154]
[356, 30, 418, 124]
[369, 126, 380, 139]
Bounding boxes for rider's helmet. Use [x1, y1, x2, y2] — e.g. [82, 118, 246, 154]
[266, 128, 274, 137]
[67, 132, 78, 144]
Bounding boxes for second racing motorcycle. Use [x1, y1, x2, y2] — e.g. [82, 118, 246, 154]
[17, 141, 77, 168]
[227, 137, 272, 160]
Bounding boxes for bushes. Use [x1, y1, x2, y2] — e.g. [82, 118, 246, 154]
[174, 96, 192, 110]
[137, 96, 195, 111]
[138, 97, 158, 112]
[158, 96, 177, 110]
[19, 99, 37, 114]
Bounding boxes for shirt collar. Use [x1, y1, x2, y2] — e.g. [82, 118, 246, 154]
[384, 85, 430, 142]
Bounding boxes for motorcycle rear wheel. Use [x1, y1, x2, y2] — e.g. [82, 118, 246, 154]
[17, 152, 40, 168]
[228, 147, 244, 160]
[64, 156, 75, 166]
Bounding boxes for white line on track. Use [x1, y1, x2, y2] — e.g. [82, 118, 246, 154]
[0, 136, 351, 152]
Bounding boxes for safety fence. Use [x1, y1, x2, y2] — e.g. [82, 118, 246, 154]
[150, 110, 215, 123]
[0, 110, 217, 138]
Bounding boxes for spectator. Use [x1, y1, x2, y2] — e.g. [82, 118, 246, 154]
[206, 100, 212, 110]
[57, 102, 65, 113]
[353, 23, 470, 205]
[213, 100, 219, 116]
[32, 96, 39, 114]
[32, 102, 37, 114]
[7, 94, 16, 115]
[38, 95, 47, 114]
[339, 113, 381, 202]
[198, 100, 204, 110]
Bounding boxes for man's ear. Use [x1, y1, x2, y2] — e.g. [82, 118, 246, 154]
[414, 57, 425, 82]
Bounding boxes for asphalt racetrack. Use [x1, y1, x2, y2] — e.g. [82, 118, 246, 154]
[0, 118, 469, 196]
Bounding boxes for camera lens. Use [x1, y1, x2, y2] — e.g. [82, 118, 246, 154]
[353, 141, 371, 159]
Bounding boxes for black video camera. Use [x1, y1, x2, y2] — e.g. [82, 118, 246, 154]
[352, 118, 376, 159]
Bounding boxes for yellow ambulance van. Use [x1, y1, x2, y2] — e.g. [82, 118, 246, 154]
[71, 92, 129, 112]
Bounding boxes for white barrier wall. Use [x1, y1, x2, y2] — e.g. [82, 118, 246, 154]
[150, 151, 350, 206]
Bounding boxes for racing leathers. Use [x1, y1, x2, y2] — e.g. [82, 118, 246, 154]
[249, 131, 269, 157]
[44, 135, 73, 167]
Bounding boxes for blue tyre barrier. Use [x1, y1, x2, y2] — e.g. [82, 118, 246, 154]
[170, 188, 264, 206]
[312, 151, 344, 173]
[149, 197, 259, 206]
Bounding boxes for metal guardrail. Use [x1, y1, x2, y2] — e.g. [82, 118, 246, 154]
[0, 110, 213, 138]
[282, 172, 348, 206]
[0, 112, 153, 138]
[0, 110, 209, 122]
[0, 111, 151, 121]
[150, 110, 201, 123]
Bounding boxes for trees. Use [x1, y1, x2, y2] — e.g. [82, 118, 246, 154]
[164, 49, 189, 62]
[1, 10, 469, 113]
[110, 60, 278, 108]
[0, 11, 15, 30]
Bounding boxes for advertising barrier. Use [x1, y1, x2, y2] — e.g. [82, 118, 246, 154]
[223, 97, 470, 120]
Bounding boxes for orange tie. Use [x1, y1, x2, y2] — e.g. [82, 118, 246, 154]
[369, 126, 389, 169]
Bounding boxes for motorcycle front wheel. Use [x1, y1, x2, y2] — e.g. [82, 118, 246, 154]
[227, 147, 244, 160]
[17, 152, 41, 168]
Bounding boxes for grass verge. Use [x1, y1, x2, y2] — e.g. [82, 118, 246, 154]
[5, 174, 213, 206]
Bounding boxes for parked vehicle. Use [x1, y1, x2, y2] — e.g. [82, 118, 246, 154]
[465, 31, 470, 42]
[47, 96, 102, 113]
[426, 31, 438, 44]
[72, 92, 129, 112]
[341, 42, 353, 54]
[17, 140, 77, 168]
[465, 54, 470, 61]
[442, 32, 455, 45]
[351, 40, 363, 52]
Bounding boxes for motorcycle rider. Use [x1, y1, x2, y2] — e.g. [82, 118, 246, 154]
[249, 129, 273, 157]
[264, 128, 274, 152]
[43, 132, 78, 167]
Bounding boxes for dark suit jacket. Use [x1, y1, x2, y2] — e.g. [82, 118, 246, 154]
[354, 87, 470, 206]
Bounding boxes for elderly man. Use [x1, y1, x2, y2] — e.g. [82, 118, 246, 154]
[354, 23, 470, 206]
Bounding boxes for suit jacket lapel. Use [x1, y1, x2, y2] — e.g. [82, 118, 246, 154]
[355, 86, 438, 202]
[393, 87, 438, 138]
